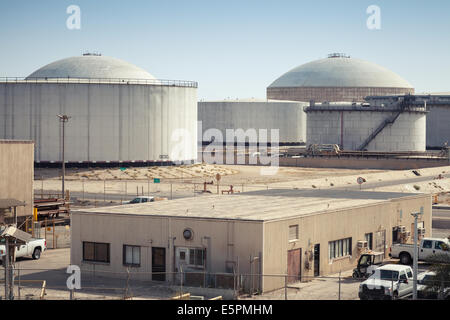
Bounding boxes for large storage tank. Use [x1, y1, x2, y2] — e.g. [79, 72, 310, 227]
[267, 53, 414, 103]
[0, 54, 198, 164]
[198, 99, 308, 144]
[304, 97, 427, 152]
[366, 94, 450, 149]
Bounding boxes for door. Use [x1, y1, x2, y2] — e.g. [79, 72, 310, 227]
[420, 239, 434, 261]
[314, 244, 320, 277]
[15, 244, 28, 258]
[433, 240, 450, 260]
[152, 247, 166, 281]
[287, 248, 302, 283]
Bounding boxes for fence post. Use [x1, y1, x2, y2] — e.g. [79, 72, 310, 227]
[180, 266, 183, 299]
[53, 220, 55, 249]
[104, 180, 106, 203]
[338, 271, 341, 300]
[284, 275, 287, 300]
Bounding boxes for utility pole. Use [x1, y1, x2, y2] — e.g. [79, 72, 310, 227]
[411, 210, 423, 300]
[57, 114, 70, 199]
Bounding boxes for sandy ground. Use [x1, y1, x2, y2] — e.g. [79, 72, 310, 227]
[34, 164, 450, 205]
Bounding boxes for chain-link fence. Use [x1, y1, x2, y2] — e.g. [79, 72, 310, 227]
[1, 266, 449, 300]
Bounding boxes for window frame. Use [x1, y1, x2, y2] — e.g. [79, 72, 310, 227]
[328, 237, 352, 261]
[123, 244, 141, 267]
[82, 241, 110, 263]
[289, 225, 299, 242]
[187, 248, 206, 269]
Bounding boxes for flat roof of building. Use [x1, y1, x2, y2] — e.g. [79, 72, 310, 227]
[75, 189, 426, 222]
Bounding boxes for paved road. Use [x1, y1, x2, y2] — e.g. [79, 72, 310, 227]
[432, 209, 450, 229]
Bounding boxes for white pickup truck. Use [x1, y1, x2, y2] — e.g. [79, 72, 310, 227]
[0, 238, 47, 260]
[389, 237, 450, 265]
[359, 264, 414, 300]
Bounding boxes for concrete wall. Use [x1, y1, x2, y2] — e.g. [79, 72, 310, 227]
[0, 140, 34, 217]
[426, 105, 450, 148]
[277, 156, 449, 170]
[306, 110, 426, 151]
[262, 194, 431, 291]
[71, 212, 263, 285]
[0, 82, 197, 163]
[198, 101, 307, 143]
[267, 87, 414, 103]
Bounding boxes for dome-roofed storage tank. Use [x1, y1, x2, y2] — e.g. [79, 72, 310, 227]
[267, 53, 414, 103]
[304, 95, 427, 152]
[0, 54, 198, 165]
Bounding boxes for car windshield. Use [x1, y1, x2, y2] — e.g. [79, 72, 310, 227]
[418, 275, 436, 285]
[379, 270, 399, 281]
[129, 198, 141, 203]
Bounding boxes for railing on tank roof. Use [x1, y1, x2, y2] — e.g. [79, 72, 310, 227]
[0, 77, 198, 88]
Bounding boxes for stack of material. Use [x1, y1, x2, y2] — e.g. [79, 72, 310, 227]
[34, 198, 69, 220]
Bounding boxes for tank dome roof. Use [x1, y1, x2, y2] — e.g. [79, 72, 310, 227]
[26, 54, 156, 80]
[269, 55, 413, 89]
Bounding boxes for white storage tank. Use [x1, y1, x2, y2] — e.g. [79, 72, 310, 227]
[304, 98, 427, 152]
[198, 99, 307, 144]
[0, 54, 198, 164]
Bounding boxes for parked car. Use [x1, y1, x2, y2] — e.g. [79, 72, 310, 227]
[417, 271, 450, 300]
[0, 237, 47, 260]
[359, 264, 414, 300]
[389, 237, 450, 265]
[126, 196, 155, 204]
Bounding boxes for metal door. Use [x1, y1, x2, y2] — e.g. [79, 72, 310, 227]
[314, 244, 320, 277]
[152, 247, 166, 281]
[287, 248, 302, 283]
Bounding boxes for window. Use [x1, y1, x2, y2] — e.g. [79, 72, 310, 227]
[399, 272, 407, 281]
[379, 270, 399, 281]
[407, 270, 413, 279]
[123, 245, 141, 267]
[189, 248, 206, 268]
[83, 242, 110, 263]
[434, 241, 445, 250]
[365, 233, 373, 250]
[422, 240, 433, 249]
[289, 225, 299, 241]
[328, 238, 352, 260]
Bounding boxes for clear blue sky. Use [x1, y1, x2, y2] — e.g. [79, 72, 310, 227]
[1, 0, 449, 100]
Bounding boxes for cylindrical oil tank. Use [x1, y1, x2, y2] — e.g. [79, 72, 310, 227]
[304, 102, 427, 152]
[0, 55, 198, 164]
[198, 99, 308, 144]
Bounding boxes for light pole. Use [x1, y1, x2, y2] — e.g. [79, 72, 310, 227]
[411, 210, 423, 300]
[57, 114, 70, 199]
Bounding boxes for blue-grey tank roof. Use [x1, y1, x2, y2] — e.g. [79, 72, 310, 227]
[26, 55, 156, 80]
[269, 56, 413, 88]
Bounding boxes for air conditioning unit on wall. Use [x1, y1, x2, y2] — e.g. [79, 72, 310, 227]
[398, 226, 406, 233]
[418, 227, 426, 235]
[357, 240, 368, 249]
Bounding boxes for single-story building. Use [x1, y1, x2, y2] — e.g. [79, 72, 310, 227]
[71, 188, 431, 293]
[0, 140, 34, 225]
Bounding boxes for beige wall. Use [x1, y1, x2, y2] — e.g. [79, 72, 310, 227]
[71, 194, 431, 293]
[262, 194, 431, 292]
[0, 140, 34, 218]
[71, 213, 264, 284]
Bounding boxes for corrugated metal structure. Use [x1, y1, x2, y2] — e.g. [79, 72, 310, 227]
[198, 99, 307, 144]
[0, 55, 198, 164]
[267, 53, 414, 103]
[304, 96, 427, 152]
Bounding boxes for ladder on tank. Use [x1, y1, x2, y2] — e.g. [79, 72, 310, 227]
[357, 95, 415, 151]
